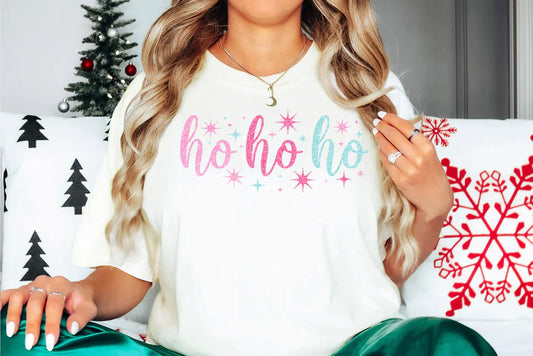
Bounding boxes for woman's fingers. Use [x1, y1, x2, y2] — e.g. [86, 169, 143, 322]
[4, 285, 31, 338]
[374, 130, 415, 181]
[373, 113, 418, 160]
[43, 276, 74, 351]
[24, 287, 48, 350]
[1, 275, 95, 352]
[66, 299, 98, 335]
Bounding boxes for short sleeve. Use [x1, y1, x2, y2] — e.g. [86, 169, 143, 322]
[384, 71, 416, 120]
[70, 73, 153, 282]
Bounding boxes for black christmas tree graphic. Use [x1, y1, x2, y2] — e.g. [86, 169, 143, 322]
[62, 159, 90, 215]
[104, 118, 110, 141]
[3, 169, 7, 212]
[17, 115, 48, 148]
[21, 231, 50, 281]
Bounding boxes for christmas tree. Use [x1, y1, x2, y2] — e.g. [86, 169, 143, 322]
[63, 0, 139, 116]
[17, 115, 48, 148]
[21, 231, 50, 281]
[62, 159, 90, 215]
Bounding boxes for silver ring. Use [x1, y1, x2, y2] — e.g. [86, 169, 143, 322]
[387, 151, 402, 165]
[48, 291, 66, 300]
[408, 128, 420, 141]
[30, 287, 46, 295]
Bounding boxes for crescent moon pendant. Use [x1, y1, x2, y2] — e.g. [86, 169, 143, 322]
[266, 96, 277, 107]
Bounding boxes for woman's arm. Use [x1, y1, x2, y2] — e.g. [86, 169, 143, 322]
[372, 111, 453, 288]
[76, 266, 152, 320]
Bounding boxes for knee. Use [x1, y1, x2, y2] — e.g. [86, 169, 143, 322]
[411, 317, 496, 356]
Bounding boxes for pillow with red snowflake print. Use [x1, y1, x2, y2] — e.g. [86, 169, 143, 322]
[401, 117, 533, 320]
[0, 111, 109, 290]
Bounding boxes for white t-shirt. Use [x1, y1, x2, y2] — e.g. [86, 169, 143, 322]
[72, 42, 415, 356]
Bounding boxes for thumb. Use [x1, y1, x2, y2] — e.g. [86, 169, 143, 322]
[65, 301, 97, 335]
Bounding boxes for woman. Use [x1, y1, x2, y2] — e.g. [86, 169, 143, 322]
[1, 0, 496, 355]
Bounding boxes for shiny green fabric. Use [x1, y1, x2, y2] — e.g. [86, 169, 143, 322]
[2, 307, 496, 355]
[1, 307, 183, 355]
[333, 317, 497, 356]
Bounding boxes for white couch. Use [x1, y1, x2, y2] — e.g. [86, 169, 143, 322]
[1, 112, 532, 355]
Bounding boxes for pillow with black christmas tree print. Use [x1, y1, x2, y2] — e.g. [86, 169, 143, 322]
[0, 112, 110, 289]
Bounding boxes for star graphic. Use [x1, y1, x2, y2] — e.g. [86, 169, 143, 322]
[225, 167, 243, 188]
[202, 120, 219, 139]
[268, 131, 277, 139]
[357, 170, 364, 177]
[355, 131, 363, 139]
[337, 172, 351, 187]
[229, 129, 242, 141]
[278, 188, 283, 192]
[251, 179, 264, 192]
[336, 119, 350, 135]
[300, 136, 306, 141]
[276, 111, 299, 134]
[292, 169, 314, 192]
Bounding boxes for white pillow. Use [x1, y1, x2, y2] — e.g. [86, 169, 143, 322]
[0, 112, 109, 289]
[402, 117, 533, 320]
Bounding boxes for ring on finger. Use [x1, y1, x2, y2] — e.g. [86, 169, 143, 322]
[48, 291, 66, 300]
[407, 128, 420, 141]
[387, 151, 402, 165]
[30, 287, 46, 295]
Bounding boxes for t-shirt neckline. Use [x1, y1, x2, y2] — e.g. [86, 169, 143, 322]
[204, 40, 319, 88]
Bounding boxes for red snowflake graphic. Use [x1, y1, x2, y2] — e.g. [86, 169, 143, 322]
[421, 118, 457, 147]
[435, 156, 533, 316]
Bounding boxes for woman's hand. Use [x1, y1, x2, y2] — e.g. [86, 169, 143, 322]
[372, 111, 453, 221]
[0, 275, 97, 351]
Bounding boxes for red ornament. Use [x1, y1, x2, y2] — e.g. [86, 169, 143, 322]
[81, 57, 94, 72]
[125, 62, 137, 76]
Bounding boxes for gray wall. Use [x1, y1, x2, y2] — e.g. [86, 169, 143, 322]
[1, 0, 510, 119]
[373, 0, 510, 119]
[0, 0, 170, 116]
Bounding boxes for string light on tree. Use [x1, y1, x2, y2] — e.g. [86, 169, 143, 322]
[107, 27, 118, 38]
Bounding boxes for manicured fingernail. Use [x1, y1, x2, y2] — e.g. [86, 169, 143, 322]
[372, 118, 381, 127]
[25, 333, 35, 350]
[372, 128, 378, 136]
[46, 333, 55, 351]
[70, 321, 80, 335]
[377, 111, 387, 119]
[6, 321, 15, 337]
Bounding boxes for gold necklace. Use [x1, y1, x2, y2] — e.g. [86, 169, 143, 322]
[219, 36, 308, 107]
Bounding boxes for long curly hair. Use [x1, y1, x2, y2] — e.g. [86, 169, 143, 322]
[105, 0, 419, 281]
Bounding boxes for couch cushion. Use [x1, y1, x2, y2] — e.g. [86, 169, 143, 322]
[402, 117, 533, 320]
[0, 112, 108, 290]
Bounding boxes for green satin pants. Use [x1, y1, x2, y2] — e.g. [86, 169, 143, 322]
[1, 306, 496, 355]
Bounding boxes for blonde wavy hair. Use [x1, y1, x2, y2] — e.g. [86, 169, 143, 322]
[105, 0, 419, 281]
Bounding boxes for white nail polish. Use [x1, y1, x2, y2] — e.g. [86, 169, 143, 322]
[372, 128, 378, 136]
[70, 321, 80, 335]
[46, 333, 55, 351]
[372, 118, 381, 127]
[6, 321, 15, 337]
[377, 111, 387, 119]
[25, 333, 35, 351]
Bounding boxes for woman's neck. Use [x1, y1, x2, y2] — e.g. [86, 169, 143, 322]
[209, 5, 310, 76]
